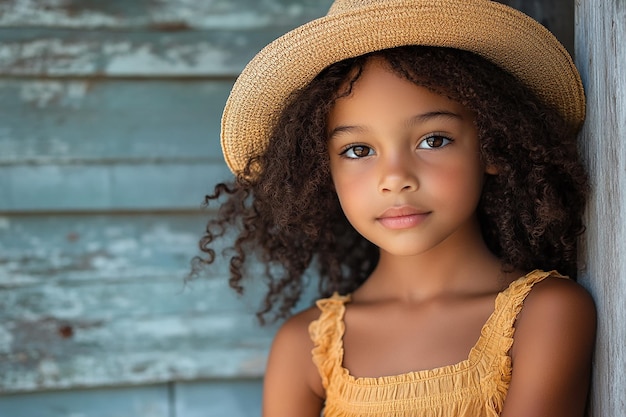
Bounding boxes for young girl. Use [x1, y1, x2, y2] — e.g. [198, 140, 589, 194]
[196, 0, 596, 415]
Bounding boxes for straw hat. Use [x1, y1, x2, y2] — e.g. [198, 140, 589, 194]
[221, 0, 585, 175]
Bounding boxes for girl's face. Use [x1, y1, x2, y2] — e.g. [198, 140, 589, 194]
[327, 58, 491, 257]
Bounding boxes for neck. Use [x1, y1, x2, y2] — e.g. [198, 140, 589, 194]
[356, 224, 507, 303]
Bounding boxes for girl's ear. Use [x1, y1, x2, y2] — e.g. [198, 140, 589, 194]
[485, 164, 499, 175]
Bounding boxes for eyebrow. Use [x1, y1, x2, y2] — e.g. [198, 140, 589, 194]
[327, 110, 463, 140]
[327, 125, 368, 140]
[407, 110, 463, 126]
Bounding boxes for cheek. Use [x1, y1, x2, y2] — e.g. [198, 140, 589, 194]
[426, 159, 485, 204]
[330, 160, 363, 196]
[331, 171, 372, 219]
[333, 176, 361, 207]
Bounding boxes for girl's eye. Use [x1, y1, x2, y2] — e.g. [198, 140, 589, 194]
[418, 135, 453, 149]
[340, 145, 375, 159]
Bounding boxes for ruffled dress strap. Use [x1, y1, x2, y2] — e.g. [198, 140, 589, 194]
[479, 269, 569, 414]
[308, 292, 351, 390]
[494, 269, 568, 336]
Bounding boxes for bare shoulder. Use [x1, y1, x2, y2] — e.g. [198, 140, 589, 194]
[275, 303, 323, 342]
[269, 304, 324, 370]
[262, 304, 325, 417]
[517, 275, 596, 334]
[513, 275, 596, 361]
[269, 303, 324, 381]
[502, 276, 597, 417]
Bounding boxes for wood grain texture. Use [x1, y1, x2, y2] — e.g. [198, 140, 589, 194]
[0, 28, 291, 77]
[0, 79, 228, 163]
[0, 1, 334, 77]
[0, 213, 283, 393]
[0, 0, 333, 409]
[0, 0, 333, 29]
[175, 380, 263, 417]
[0, 0, 330, 401]
[0, 80, 228, 163]
[0, 380, 263, 417]
[0, 162, 230, 211]
[0, 79, 233, 211]
[0, 384, 171, 417]
[575, 1, 626, 416]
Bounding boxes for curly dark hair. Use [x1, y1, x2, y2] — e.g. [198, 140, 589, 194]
[192, 46, 588, 323]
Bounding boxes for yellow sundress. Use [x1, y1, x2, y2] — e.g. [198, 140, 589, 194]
[309, 270, 565, 416]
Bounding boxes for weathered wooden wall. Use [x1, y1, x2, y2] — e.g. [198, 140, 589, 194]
[575, 1, 626, 416]
[0, 1, 332, 416]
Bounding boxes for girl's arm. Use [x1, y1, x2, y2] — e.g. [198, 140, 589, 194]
[262, 307, 325, 417]
[501, 277, 597, 417]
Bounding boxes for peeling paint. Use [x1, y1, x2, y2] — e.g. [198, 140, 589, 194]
[141, 224, 198, 247]
[0, 325, 14, 353]
[0, 0, 332, 29]
[0, 0, 331, 396]
[0, 274, 40, 288]
[0, 0, 119, 28]
[0, 217, 10, 230]
[85, 242, 103, 252]
[1, 37, 242, 76]
[104, 43, 233, 76]
[19, 81, 63, 107]
[0, 39, 98, 75]
[19, 81, 88, 108]
[90, 254, 130, 272]
[107, 238, 139, 255]
[0, 136, 73, 164]
[37, 359, 61, 379]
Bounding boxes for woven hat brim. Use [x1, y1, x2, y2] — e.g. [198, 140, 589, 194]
[221, 0, 585, 175]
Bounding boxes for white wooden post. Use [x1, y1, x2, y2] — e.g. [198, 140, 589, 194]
[575, 2, 626, 416]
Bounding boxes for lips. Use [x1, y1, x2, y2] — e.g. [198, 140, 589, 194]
[376, 206, 430, 229]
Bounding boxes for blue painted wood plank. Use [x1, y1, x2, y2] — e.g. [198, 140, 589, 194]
[0, 0, 333, 401]
[0, 384, 170, 417]
[0, 78, 237, 211]
[0, 80, 229, 163]
[0, 381, 264, 417]
[0, 213, 319, 393]
[0, 162, 231, 211]
[0, 0, 333, 30]
[0, 214, 215, 284]
[0, 27, 291, 77]
[0, 311, 277, 393]
[175, 380, 263, 417]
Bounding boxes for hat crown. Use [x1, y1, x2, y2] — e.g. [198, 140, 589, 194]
[327, 0, 484, 16]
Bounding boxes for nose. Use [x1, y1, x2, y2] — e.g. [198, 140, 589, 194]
[378, 152, 419, 194]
